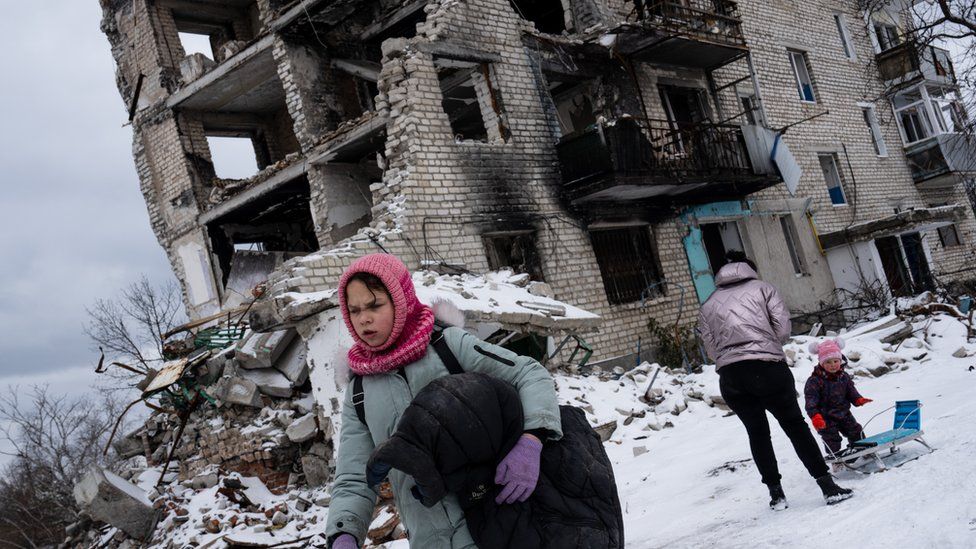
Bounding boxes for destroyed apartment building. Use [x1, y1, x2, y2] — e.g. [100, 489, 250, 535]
[77, 0, 976, 545]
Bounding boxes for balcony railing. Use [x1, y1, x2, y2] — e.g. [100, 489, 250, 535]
[631, 0, 745, 47]
[905, 133, 976, 188]
[877, 41, 956, 85]
[556, 117, 772, 204]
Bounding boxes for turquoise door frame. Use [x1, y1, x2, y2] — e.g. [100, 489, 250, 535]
[680, 201, 752, 303]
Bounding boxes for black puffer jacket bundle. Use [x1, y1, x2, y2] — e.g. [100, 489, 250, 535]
[366, 373, 624, 549]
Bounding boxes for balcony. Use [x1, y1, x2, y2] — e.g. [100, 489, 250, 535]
[876, 42, 956, 87]
[555, 118, 779, 209]
[615, 1, 748, 69]
[904, 133, 976, 188]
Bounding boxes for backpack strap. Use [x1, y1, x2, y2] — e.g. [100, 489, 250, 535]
[350, 328, 461, 426]
[351, 374, 367, 425]
[431, 327, 464, 375]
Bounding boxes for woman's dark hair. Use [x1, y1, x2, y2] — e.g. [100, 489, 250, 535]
[724, 249, 757, 271]
[346, 272, 390, 297]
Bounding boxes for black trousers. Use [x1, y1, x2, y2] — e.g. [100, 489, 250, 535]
[820, 412, 865, 454]
[719, 360, 829, 485]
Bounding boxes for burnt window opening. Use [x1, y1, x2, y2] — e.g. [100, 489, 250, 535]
[590, 225, 665, 305]
[436, 59, 511, 143]
[550, 80, 597, 137]
[207, 178, 319, 294]
[483, 232, 545, 281]
[510, 0, 568, 34]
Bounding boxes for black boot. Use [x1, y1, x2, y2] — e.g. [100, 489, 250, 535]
[768, 483, 788, 511]
[816, 474, 853, 505]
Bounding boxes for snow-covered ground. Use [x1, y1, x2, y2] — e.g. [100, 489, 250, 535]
[562, 313, 976, 548]
[116, 311, 975, 548]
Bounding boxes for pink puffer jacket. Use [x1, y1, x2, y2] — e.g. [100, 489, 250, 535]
[697, 263, 792, 370]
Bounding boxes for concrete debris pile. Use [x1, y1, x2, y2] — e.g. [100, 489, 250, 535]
[64, 325, 386, 549]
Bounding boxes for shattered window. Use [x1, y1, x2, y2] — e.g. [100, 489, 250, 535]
[589, 226, 664, 305]
[436, 59, 510, 143]
[483, 232, 545, 281]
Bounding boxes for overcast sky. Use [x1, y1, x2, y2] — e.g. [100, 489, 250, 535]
[0, 2, 173, 397]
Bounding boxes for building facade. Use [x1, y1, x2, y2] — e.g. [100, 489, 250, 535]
[100, 0, 976, 365]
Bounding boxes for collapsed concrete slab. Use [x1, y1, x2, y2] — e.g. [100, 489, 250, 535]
[214, 376, 263, 408]
[239, 367, 294, 398]
[285, 413, 318, 443]
[237, 329, 297, 370]
[274, 338, 309, 385]
[73, 468, 159, 541]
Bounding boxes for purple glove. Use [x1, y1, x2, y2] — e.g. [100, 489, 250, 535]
[332, 534, 357, 549]
[494, 434, 543, 504]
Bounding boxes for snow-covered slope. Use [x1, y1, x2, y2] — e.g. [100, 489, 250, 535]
[563, 313, 975, 548]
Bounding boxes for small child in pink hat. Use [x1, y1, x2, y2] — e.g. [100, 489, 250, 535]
[804, 338, 873, 456]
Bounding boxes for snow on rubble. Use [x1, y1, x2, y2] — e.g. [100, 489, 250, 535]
[67, 301, 976, 548]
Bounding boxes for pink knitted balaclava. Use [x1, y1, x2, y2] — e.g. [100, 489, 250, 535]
[338, 254, 434, 375]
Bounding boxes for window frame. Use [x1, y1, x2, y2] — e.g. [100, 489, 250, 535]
[834, 14, 857, 61]
[858, 103, 888, 157]
[588, 225, 666, 305]
[818, 153, 848, 206]
[779, 214, 807, 275]
[937, 223, 962, 248]
[787, 49, 817, 103]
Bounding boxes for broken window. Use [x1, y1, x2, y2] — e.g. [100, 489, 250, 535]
[167, 0, 262, 63]
[436, 59, 510, 143]
[818, 153, 848, 206]
[551, 81, 597, 136]
[509, 0, 568, 34]
[589, 225, 664, 305]
[206, 136, 261, 179]
[483, 232, 545, 281]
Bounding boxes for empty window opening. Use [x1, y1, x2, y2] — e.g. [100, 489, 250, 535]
[178, 31, 215, 60]
[510, 0, 568, 34]
[860, 105, 887, 156]
[436, 59, 510, 143]
[700, 222, 744, 275]
[590, 225, 665, 305]
[551, 81, 597, 136]
[818, 153, 848, 206]
[483, 232, 545, 281]
[779, 215, 807, 275]
[207, 136, 261, 179]
[788, 49, 816, 103]
[834, 14, 856, 60]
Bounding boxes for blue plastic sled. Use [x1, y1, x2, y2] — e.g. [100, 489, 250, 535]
[825, 400, 935, 471]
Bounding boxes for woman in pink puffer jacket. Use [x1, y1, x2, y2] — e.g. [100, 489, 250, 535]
[698, 251, 853, 509]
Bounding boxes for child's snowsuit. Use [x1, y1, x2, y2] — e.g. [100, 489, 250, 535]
[804, 363, 865, 454]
